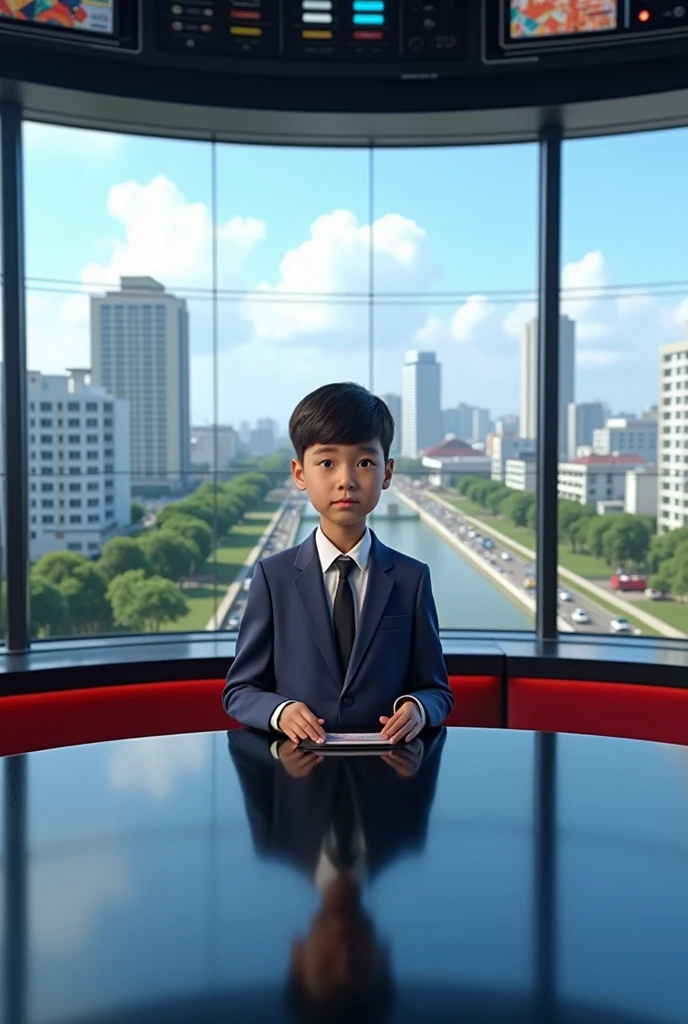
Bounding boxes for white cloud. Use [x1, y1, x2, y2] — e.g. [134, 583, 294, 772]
[577, 349, 627, 370]
[450, 295, 495, 343]
[108, 733, 209, 800]
[243, 210, 437, 344]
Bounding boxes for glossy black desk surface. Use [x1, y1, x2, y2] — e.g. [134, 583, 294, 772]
[2, 727, 688, 1024]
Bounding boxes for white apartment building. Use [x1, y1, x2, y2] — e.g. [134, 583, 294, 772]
[593, 417, 658, 461]
[190, 425, 239, 472]
[625, 468, 658, 517]
[91, 276, 190, 493]
[558, 454, 648, 508]
[491, 435, 537, 482]
[521, 316, 575, 458]
[23, 370, 131, 561]
[658, 337, 688, 533]
[505, 453, 537, 493]
[401, 350, 443, 458]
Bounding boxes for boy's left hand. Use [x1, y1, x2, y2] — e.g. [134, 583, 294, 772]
[380, 700, 423, 744]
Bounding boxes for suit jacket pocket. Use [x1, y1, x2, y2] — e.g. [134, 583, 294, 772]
[378, 613, 412, 632]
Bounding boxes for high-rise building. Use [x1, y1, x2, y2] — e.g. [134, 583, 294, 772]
[12, 369, 130, 561]
[401, 351, 442, 458]
[190, 425, 239, 473]
[658, 337, 688, 533]
[380, 393, 402, 455]
[521, 316, 575, 458]
[91, 276, 190, 493]
[496, 414, 520, 436]
[250, 418, 278, 457]
[567, 401, 606, 460]
[239, 421, 252, 447]
[471, 407, 491, 446]
[491, 435, 537, 482]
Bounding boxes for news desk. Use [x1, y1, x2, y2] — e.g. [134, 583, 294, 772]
[3, 727, 687, 1023]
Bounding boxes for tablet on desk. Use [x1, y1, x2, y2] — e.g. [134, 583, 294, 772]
[300, 732, 401, 753]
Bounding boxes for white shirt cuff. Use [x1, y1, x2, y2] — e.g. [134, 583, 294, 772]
[270, 740, 282, 760]
[393, 695, 426, 728]
[270, 700, 295, 733]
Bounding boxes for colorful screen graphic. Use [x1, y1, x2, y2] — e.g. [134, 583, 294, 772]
[0, 0, 114, 34]
[510, 1, 618, 39]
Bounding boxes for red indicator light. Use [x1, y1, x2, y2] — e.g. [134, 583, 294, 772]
[230, 9, 261, 18]
[638, 9, 650, 21]
[353, 29, 383, 40]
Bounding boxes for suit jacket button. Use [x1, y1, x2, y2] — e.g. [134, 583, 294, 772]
[341, 696, 353, 707]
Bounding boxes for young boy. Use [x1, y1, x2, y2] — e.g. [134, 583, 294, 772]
[222, 381, 453, 744]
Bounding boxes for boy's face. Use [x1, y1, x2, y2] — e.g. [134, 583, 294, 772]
[292, 440, 393, 528]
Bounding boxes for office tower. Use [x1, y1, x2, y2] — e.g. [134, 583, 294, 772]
[239, 421, 251, 447]
[19, 369, 130, 561]
[381, 393, 402, 455]
[91, 277, 190, 493]
[441, 406, 461, 438]
[471, 407, 490, 446]
[491, 435, 537, 482]
[190, 425, 239, 472]
[442, 402, 477, 442]
[567, 401, 606, 460]
[658, 336, 688, 533]
[401, 351, 442, 458]
[592, 417, 658, 461]
[521, 315, 575, 458]
[250, 418, 278, 457]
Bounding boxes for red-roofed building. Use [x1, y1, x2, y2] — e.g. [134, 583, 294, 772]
[558, 454, 656, 513]
[421, 435, 492, 487]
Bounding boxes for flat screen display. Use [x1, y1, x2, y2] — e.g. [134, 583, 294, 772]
[0, 0, 114, 35]
[509, 1, 618, 39]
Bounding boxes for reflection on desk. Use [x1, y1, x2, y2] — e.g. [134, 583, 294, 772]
[2, 727, 688, 1023]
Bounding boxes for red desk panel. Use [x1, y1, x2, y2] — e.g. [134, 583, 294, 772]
[0, 674, 503, 757]
[509, 676, 688, 747]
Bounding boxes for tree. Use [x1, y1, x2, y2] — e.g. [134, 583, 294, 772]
[670, 548, 688, 604]
[58, 563, 112, 634]
[456, 477, 474, 497]
[602, 515, 652, 571]
[525, 499, 537, 531]
[108, 570, 189, 632]
[130, 501, 146, 525]
[587, 516, 615, 559]
[558, 500, 594, 550]
[157, 500, 213, 530]
[161, 515, 213, 563]
[501, 491, 535, 528]
[138, 530, 201, 581]
[649, 526, 688, 573]
[648, 570, 672, 595]
[30, 575, 68, 637]
[487, 486, 511, 515]
[32, 551, 88, 586]
[99, 537, 151, 582]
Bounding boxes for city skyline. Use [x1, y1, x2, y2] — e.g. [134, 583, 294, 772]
[16, 122, 688, 435]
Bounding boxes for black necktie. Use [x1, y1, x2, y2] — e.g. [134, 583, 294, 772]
[333, 555, 356, 677]
[331, 772, 356, 872]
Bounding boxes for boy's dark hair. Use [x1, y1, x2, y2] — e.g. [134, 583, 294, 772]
[286, 948, 394, 1024]
[289, 383, 395, 464]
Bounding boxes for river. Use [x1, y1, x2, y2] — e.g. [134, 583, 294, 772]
[295, 490, 531, 632]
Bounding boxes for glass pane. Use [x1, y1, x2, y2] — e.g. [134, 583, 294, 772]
[214, 144, 370, 634]
[372, 145, 539, 631]
[23, 123, 214, 639]
[561, 129, 688, 641]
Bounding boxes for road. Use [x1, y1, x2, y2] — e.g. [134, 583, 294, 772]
[395, 481, 641, 638]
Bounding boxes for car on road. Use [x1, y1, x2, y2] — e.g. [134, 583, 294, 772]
[228, 615, 240, 630]
[644, 588, 664, 600]
[558, 589, 572, 602]
[500, 551, 512, 561]
[524, 577, 536, 591]
[610, 617, 630, 634]
[571, 607, 590, 625]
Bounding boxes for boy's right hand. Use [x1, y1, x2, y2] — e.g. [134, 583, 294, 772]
[278, 702, 326, 744]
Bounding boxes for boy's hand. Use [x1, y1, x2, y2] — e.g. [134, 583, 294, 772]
[278, 741, 324, 779]
[381, 742, 423, 778]
[278, 702, 326, 744]
[380, 700, 423, 744]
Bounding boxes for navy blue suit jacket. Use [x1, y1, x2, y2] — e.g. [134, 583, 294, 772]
[222, 528, 453, 732]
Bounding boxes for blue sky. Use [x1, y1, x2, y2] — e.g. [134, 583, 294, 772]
[20, 122, 688, 432]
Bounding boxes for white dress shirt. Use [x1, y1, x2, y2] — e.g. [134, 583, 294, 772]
[270, 525, 425, 732]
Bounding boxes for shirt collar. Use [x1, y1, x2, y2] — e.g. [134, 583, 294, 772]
[315, 526, 371, 575]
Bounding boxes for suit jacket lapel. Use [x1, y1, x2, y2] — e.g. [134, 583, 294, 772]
[342, 532, 394, 693]
[293, 531, 342, 687]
